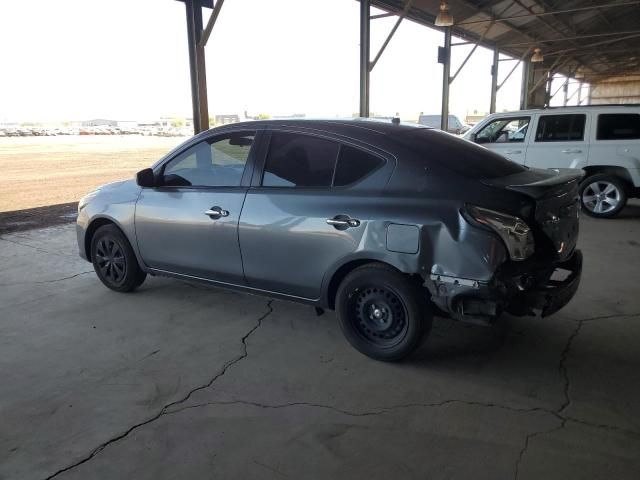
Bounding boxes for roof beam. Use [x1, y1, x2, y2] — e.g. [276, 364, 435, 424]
[199, 0, 224, 48]
[447, 0, 533, 41]
[502, 29, 640, 46]
[455, 1, 640, 26]
[369, 0, 415, 70]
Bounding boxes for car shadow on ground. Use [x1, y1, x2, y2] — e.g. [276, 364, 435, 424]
[616, 201, 640, 219]
[411, 315, 513, 364]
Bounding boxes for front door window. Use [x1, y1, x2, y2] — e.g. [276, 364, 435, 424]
[162, 132, 255, 187]
[476, 117, 530, 144]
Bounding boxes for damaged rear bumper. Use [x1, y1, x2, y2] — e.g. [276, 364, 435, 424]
[505, 249, 582, 317]
[427, 249, 583, 323]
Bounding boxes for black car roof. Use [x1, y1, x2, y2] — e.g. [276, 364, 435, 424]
[212, 118, 430, 139]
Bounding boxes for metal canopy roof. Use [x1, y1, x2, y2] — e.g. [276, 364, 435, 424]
[370, 0, 640, 82]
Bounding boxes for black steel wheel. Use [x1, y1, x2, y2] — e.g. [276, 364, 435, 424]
[91, 224, 146, 292]
[350, 287, 408, 348]
[336, 263, 432, 362]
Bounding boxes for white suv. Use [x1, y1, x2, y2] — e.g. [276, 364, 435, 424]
[464, 106, 640, 218]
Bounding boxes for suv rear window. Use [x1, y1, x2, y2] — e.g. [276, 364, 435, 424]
[262, 132, 339, 187]
[334, 146, 384, 186]
[597, 113, 640, 140]
[535, 114, 586, 142]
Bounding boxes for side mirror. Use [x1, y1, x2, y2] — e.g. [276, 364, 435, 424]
[136, 168, 156, 188]
[468, 133, 477, 142]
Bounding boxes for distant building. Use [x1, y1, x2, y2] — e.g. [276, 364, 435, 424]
[81, 119, 118, 127]
[116, 120, 138, 129]
[215, 114, 240, 125]
[272, 113, 306, 119]
[465, 111, 487, 126]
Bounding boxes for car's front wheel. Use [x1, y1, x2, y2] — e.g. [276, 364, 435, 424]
[91, 224, 146, 292]
[579, 174, 627, 218]
[336, 263, 432, 362]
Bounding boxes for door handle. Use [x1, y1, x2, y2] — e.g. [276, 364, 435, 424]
[504, 150, 522, 154]
[561, 149, 582, 154]
[204, 207, 229, 218]
[326, 216, 360, 229]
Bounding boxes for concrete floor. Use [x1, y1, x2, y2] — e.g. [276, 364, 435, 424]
[1, 202, 640, 480]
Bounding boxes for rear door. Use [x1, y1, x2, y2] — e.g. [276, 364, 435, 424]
[589, 112, 640, 185]
[473, 115, 532, 164]
[525, 113, 589, 169]
[135, 130, 259, 284]
[238, 130, 388, 299]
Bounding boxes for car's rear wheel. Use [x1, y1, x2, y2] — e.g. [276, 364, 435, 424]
[91, 224, 146, 292]
[336, 263, 432, 361]
[579, 174, 627, 218]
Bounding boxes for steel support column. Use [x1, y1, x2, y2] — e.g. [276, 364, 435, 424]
[490, 46, 499, 113]
[185, 0, 203, 134]
[440, 27, 451, 132]
[577, 81, 583, 105]
[193, 4, 210, 132]
[359, 0, 370, 117]
[520, 60, 528, 109]
[545, 73, 553, 107]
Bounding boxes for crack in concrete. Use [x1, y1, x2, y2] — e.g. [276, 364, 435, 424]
[580, 312, 640, 322]
[0, 236, 74, 257]
[558, 320, 584, 414]
[511, 319, 584, 479]
[0, 271, 93, 287]
[511, 313, 640, 478]
[514, 420, 566, 480]
[42, 305, 639, 479]
[43, 300, 273, 480]
[165, 397, 557, 419]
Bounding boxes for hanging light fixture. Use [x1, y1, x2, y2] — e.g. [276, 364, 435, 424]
[435, 1, 454, 27]
[531, 48, 544, 63]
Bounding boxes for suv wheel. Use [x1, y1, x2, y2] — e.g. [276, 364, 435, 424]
[579, 174, 627, 218]
[91, 224, 147, 292]
[336, 263, 432, 362]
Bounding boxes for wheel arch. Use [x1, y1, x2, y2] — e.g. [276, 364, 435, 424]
[324, 258, 410, 310]
[582, 166, 634, 190]
[84, 217, 125, 260]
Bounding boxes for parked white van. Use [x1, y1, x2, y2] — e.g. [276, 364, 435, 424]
[418, 114, 470, 135]
[464, 106, 640, 218]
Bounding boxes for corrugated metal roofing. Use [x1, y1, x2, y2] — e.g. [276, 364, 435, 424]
[370, 0, 640, 82]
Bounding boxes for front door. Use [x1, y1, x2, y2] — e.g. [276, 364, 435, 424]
[135, 130, 258, 284]
[525, 113, 589, 169]
[473, 116, 531, 164]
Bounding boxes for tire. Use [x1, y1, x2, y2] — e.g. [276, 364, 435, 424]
[91, 224, 146, 292]
[579, 174, 628, 218]
[336, 263, 432, 362]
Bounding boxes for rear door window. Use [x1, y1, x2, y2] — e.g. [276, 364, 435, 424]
[262, 132, 339, 187]
[535, 114, 586, 142]
[597, 113, 640, 140]
[334, 146, 385, 186]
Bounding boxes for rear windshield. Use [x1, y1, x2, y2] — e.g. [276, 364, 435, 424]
[401, 128, 527, 179]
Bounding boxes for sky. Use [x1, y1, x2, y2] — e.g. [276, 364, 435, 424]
[0, 0, 529, 123]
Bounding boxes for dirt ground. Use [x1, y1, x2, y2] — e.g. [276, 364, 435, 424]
[0, 136, 187, 213]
